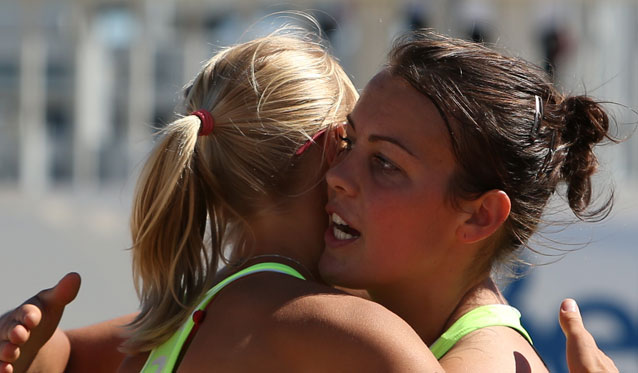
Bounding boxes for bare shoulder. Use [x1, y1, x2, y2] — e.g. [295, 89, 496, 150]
[181, 273, 442, 372]
[440, 326, 548, 373]
[261, 278, 442, 372]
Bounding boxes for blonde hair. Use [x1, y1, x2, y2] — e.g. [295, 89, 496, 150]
[122, 31, 358, 353]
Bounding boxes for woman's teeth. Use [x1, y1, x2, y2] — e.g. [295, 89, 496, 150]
[334, 227, 355, 240]
[332, 213, 348, 225]
[331, 213, 359, 240]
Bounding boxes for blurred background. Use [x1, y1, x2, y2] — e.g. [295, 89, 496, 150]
[1, 0, 636, 371]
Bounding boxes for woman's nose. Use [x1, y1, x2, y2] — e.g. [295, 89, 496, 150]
[326, 152, 358, 197]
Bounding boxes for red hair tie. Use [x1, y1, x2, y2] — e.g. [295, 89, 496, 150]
[191, 109, 214, 136]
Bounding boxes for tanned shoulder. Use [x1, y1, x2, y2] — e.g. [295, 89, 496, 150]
[440, 326, 548, 372]
[180, 273, 443, 372]
[265, 283, 443, 372]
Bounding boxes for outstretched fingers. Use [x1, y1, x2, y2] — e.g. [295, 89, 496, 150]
[0, 272, 81, 373]
[559, 298, 618, 373]
[0, 304, 42, 362]
[8, 323, 29, 347]
[0, 361, 14, 373]
[38, 272, 81, 309]
[10, 305, 42, 344]
[0, 342, 19, 364]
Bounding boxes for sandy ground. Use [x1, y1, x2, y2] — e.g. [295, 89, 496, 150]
[1, 183, 636, 371]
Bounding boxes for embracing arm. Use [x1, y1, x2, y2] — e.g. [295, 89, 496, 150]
[59, 297, 620, 373]
[64, 313, 134, 373]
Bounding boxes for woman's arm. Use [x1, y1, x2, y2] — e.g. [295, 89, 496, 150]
[2, 277, 618, 373]
[64, 314, 135, 373]
[0, 271, 135, 373]
[62, 299, 622, 373]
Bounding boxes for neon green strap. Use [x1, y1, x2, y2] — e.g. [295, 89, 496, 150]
[430, 304, 533, 359]
[141, 262, 305, 373]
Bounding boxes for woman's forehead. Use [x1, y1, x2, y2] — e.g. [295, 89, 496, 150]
[354, 72, 446, 133]
[349, 71, 455, 163]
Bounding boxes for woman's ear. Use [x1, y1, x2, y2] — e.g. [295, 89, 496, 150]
[456, 190, 511, 244]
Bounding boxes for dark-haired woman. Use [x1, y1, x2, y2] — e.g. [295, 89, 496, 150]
[321, 30, 618, 371]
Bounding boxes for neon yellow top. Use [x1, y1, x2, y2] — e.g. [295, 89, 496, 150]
[141, 262, 306, 373]
[430, 304, 533, 359]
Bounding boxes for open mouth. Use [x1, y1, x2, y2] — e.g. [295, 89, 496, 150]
[331, 212, 361, 240]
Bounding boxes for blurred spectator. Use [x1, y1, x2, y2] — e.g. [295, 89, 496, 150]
[540, 24, 570, 79]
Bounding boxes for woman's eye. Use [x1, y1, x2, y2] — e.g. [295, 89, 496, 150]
[372, 154, 400, 172]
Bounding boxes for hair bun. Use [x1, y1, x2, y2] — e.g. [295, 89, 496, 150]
[562, 96, 609, 145]
[559, 95, 611, 216]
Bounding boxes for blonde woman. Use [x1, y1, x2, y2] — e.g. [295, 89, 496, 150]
[1, 31, 441, 372]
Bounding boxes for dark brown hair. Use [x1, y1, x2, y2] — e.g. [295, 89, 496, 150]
[387, 30, 615, 270]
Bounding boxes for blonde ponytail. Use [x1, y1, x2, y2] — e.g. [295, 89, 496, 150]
[123, 115, 211, 351]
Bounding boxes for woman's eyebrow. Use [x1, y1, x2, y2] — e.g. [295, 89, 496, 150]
[347, 114, 416, 158]
[368, 134, 416, 158]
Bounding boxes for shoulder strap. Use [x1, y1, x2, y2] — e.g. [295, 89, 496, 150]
[430, 304, 533, 360]
[141, 262, 305, 373]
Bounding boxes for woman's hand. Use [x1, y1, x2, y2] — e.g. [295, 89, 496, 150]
[0, 273, 80, 373]
[560, 298, 619, 373]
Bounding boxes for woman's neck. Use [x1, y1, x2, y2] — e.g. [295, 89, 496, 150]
[237, 207, 325, 281]
[242, 254, 317, 281]
[443, 276, 508, 327]
[368, 274, 504, 346]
